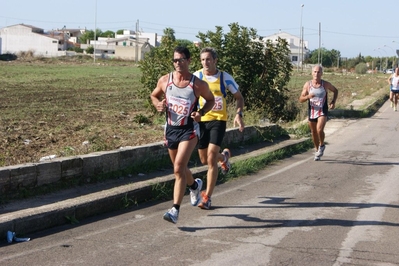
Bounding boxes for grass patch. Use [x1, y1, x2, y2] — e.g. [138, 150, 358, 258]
[225, 140, 313, 179]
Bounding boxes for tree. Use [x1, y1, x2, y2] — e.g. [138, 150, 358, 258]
[330, 49, 341, 68]
[100, 30, 115, 38]
[346, 53, 365, 70]
[196, 23, 293, 122]
[139, 23, 294, 122]
[162, 28, 176, 43]
[176, 39, 193, 48]
[79, 29, 102, 44]
[307, 48, 340, 67]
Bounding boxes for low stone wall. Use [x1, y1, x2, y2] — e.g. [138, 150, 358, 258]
[0, 124, 284, 196]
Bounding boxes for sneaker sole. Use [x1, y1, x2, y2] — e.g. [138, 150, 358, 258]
[198, 203, 211, 210]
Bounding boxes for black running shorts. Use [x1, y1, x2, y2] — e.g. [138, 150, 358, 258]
[198, 120, 227, 149]
[164, 124, 199, 150]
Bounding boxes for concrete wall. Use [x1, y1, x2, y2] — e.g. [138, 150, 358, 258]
[0, 124, 284, 196]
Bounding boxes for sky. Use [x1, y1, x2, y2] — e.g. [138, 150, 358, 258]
[1, 0, 398, 59]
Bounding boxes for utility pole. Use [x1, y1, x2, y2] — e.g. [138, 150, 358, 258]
[301, 26, 304, 72]
[94, 0, 97, 63]
[135, 20, 139, 63]
[297, 4, 304, 72]
[318, 23, 321, 65]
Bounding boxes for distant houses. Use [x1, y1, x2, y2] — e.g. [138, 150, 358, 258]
[262, 31, 310, 66]
[0, 24, 309, 64]
[0, 24, 154, 61]
[80, 30, 152, 61]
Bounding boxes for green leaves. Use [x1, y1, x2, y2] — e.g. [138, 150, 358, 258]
[139, 23, 295, 122]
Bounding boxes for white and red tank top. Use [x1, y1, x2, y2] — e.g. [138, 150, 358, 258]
[165, 72, 198, 127]
[308, 80, 327, 119]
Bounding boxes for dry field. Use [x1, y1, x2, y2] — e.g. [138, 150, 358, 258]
[0, 57, 164, 166]
[0, 58, 389, 167]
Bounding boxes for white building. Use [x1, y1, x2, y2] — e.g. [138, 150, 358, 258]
[263, 31, 309, 66]
[80, 29, 152, 61]
[0, 24, 153, 60]
[0, 24, 72, 57]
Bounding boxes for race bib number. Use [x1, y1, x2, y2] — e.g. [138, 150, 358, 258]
[201, 96, 224, 111]
[212, 96, 223, 111]
[168, 96, 191, 116]
[310, 97, 323, 108]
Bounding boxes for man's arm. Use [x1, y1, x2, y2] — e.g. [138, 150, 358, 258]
[325, 81, 338, 109]
[198, 79, 215, 114]
[191, 79, 215, 122]
[299, 82, 311, 103]
[150, 75, 168, 112]
[388, 75, 393, 84]
[233, 91, 245, 132]
[233, 90, 244, 113]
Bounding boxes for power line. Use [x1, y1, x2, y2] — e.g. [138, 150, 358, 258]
[2, 15, 398, 40]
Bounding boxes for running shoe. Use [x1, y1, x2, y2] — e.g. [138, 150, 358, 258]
[189, 178, 203, 206]
[220, 148, 231, 175]
[391, 101, 394, 108]
[163, 207, 179, 224]
[198, 192, 212, 210]
[315, 145, 325, 157]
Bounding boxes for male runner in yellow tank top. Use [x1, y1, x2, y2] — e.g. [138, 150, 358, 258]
[193, 47, 245, 209]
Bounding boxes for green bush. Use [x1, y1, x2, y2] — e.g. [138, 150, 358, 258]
[139, 23, 294, 123]
[0, 53, 17, 61]
[86, 46, 94, 54]
[355, 62, 368, 74]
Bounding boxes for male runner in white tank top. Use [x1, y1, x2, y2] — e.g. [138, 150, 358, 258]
[299, 65, 338, 161]
[151, 46, 215, 223]
[387, 66, 399, 111]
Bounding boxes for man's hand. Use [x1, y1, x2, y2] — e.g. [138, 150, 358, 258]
[191, 111, 202, 122]
[156, 99, 166, 112]
[234, 115, 245, 132]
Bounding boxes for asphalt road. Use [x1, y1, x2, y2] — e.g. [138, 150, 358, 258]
[1, 101, 399, 266]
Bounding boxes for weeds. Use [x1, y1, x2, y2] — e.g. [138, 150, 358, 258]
[151, 182, 173, 201]
[65, 214, 79, 224]
[122, 194, 138, 208]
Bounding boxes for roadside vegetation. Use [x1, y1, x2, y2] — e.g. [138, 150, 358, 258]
[0, 22, 390, 168]
[0, 52, 389, 168]
[0, 53, 390, 203]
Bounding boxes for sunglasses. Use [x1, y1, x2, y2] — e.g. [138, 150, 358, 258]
[172, 58, 187, 63]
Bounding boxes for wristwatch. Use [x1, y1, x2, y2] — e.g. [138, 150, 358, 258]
[236, 111, 243, 118]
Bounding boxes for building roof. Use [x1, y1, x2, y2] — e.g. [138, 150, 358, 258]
[2, 23, 43, 31]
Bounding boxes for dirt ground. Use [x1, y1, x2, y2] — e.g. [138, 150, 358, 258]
[0, 57, 169, 167]
[0, 113, 165, 167]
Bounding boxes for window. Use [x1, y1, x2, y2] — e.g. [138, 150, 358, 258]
[292, 56, 298, 62]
